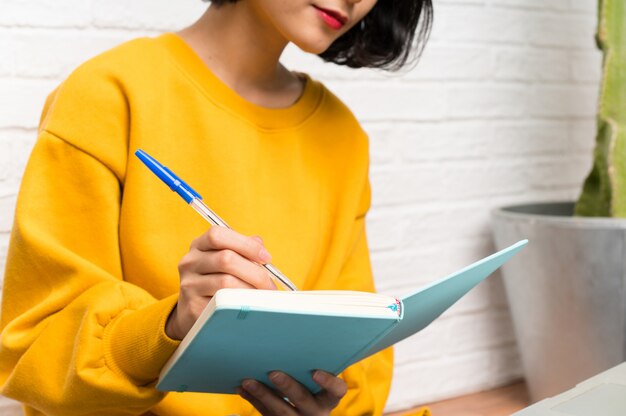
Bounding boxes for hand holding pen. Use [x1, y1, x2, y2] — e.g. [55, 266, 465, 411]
[135, 149, 298, 340]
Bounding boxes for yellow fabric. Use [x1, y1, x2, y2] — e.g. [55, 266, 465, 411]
[0, 33, 393, 416]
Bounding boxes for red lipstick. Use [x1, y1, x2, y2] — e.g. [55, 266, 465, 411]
[313, 5, 347, 30]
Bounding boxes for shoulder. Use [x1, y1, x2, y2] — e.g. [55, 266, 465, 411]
[313, 79, 363, 131]
[48, 36, 169, 108]
[303, 74, 369, 157]
[40, 36, 169, 178]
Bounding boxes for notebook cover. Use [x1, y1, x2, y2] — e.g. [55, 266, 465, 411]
[352, 239, 528, 362]
[156, 304, 400, 394]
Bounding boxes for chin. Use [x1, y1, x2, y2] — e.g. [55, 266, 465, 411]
[292, 37, 334, 55]
[286, 26, 338, 54]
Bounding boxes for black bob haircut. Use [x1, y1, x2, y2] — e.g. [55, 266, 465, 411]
[207, 0, 433, 70]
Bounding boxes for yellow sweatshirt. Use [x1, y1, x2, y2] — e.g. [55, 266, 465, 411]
[0, 34, 393, 415]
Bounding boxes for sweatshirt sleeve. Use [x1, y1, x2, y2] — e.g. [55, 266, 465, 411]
[332, 179, 395, 416]
[0, 130, 180, 416]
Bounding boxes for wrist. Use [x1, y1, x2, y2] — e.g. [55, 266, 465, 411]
[165, 304, 184, 340]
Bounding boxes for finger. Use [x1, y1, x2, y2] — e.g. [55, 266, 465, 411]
[180, 273, 256, 298]
[242, 379, 297, 416]
[192, 227, 272, 264]
[269, 372, 319, 415]
[194, 250, 276, 290]
[236, 387, 272, 415]
[313, 371, 347, 410]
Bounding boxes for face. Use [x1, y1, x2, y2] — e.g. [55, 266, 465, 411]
[247, 0, 378, 54]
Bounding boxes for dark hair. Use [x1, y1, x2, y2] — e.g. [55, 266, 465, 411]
[209, 0, 433, 71]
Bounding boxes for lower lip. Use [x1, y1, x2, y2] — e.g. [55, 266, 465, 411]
[315, 7, 344, 30]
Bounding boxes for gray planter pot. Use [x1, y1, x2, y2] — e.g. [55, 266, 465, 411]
[492, 202, 626, 403]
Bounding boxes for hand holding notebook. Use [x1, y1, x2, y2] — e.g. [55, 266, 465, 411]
[157, 240, 527, 394]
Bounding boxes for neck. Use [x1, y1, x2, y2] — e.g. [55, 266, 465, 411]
[178, 3, 292, 94]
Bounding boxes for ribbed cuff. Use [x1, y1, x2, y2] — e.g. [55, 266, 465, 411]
[104, 294, 181, 384]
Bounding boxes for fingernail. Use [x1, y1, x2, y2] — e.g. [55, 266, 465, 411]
[243, 379, 258, 392]
[313, 371, 326, 383]
[259, 247, 272, 263]
[270, 372, 286, 385]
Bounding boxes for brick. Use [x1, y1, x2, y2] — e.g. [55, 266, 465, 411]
[446, 309, 517, 354]
[0, 131, 36, 183]
[361, 123, 399, 166]
[527, 84, 599, 118]
[372, 237, 497, 295]
[0, 233, 10, 284]
[569, 0, 597, 13]
[0, 33, 16, 76]
[400, 204, 492, 247]
[524, 155, 593, 190]
[408, 44, 493, 81]
[492, 0, 569, 10]
[492, 121, 575, 156]
[495, 48, 569, 81]
[371, 247, 446, 294]
[387, 344, 522, 410]
[441, 6, 533, 45]
[0, 79, 57, 129]
[393, 319, 452, 364]
[91, 0, 206, 31]
[568, 120, 596, 151]
[445, 84, 530, 119]
[326, 82, 446, 122]
[366, 212, 406, 252]
[395, 121, 493, 161]
[440, 0, 486, 5]
[13, 30, 131, 79]
[571, 51, 602, 83]
[370, 161, 529, 207]
[528, 15, 596, 49]
[0, 391, 21, 416]
[0, 194, 18, 233]
[0, 0, 90, 28]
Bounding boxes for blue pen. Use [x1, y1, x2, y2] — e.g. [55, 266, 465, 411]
[135, 149, 298, 292]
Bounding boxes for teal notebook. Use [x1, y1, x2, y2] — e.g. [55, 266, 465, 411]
[157, 240, 527, 394]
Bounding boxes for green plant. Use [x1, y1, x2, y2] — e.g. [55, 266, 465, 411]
[575, 0, 626, 217]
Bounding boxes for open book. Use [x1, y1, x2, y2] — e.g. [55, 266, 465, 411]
[157, 240, 527, 394]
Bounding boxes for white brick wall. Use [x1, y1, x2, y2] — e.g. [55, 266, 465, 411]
[0, 0, 601, 413]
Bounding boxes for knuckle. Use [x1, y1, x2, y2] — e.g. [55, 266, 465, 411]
[179, 277, 194, 292]
[190, 233, 204, 250]
[178, 253, 195, 273]
[217, 249, 236, 269]
[336, 382, 348, 397]
[217, 274, 236, 289]
[205, 226, 223, 247]
[290, 389, 307, 404]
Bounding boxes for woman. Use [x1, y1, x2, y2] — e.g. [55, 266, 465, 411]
[0, 0, 433, 414]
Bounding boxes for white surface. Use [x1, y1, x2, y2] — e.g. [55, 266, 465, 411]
[515, 362, 626, 416]
[0, 0, 601, 413]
